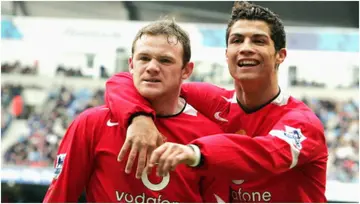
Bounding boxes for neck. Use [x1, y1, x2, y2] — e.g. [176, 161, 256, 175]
[235, 77, 279, 111]
[150, 91, 185, 116]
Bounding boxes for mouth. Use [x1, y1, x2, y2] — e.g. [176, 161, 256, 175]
[237, 59, 260, 68]
[143, 79, 161, 83]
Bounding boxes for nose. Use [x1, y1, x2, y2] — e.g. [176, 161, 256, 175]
[146, 59, 160, 75]
[239, 39, 255, 56]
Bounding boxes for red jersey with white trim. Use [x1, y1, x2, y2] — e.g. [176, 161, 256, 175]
[43, 103, 229, 203]
[104, 72, 328, 203]
[181, 83, 328, 203]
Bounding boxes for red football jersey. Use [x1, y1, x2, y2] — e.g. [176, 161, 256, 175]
[104, 72, 328, 203]
[43, 103, 229, 203]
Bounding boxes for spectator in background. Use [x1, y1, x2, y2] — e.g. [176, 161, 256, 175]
[100, 65, 109, 78]
[11, 95, 24, 119]
[1, 61, 38, 75]
[303, 97, 359, 183]
[1, 107, 13, 135]
[4, 85, 105, 167]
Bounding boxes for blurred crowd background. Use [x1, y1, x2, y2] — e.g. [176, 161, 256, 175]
[1, 1, 359, 203]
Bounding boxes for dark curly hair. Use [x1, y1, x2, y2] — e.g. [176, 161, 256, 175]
[226, 1, 286, 52]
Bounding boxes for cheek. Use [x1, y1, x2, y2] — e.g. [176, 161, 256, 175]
[227, 49, 238, 61]
[132, 68, 143, 82]
[165, 69, 182, 82]
[133, 75, 141, 87]
[132, 70, 140, 79]
[260, 51, 274, 64]
[133, 65, 145, 75]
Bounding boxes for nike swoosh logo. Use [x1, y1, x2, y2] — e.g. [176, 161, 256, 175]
[221, 96, 233, 102]
[214, 112, 228, 122]
[214, 194, 225, 203]
[107, 119, 119, 127]
[232, 179, 244, 184]
[221, 94, 237, 103]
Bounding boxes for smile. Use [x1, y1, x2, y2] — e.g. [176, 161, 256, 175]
[237, 59, 260, 67]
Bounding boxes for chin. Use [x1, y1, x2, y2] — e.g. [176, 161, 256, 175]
[232, 72, 258, 81]
[138, 88, 163, 100]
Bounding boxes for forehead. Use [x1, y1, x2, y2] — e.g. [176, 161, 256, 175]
[229, 20, 271, 37]
[134, 34, 183, 57]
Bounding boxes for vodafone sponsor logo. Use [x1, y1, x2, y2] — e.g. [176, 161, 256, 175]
[116, 171, 175, 203]
[115, 191, 177, 203]
[231, 189, 272, 202]
[231, 180, 272, 202]
[141, 170, 170, 191]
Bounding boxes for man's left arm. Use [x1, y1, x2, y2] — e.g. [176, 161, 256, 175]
[192, 115, 328, 180]
[150, 113, 328, 181]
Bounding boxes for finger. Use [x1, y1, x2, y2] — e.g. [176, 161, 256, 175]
[136, 146, 148, 179]
[169, 154, 185, 172]
[149, 144, 167, 168]
[157, 146, 175, 177]
[146, 147, 154, 175]
[163, 150, 181, 175]
[118, 140, 131, 162]
[174, 152, 190, 166]
[125, 144, 139, 174]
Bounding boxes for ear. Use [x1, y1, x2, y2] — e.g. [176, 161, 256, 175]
[275, 48, 287, 65]
[181, 62, 194, 80]
[225, 48, 229, 64]
[128, 57, 134, 74]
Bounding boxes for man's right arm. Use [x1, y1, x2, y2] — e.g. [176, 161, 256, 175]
[181, 82, 232, 125]
[105, 72, 229, 126]
[105, 72, 155, 127]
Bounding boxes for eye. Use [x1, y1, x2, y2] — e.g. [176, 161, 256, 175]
[231, 38, 241, 44]
[139, 56, 150, 61]
[254, 39, 265, 44]
[160, 58, 172, 64]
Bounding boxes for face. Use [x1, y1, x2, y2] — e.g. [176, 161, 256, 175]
[226, 20, 286, 83]
[130, 34, 193, 101]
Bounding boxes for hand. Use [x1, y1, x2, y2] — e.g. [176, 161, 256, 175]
[148, 142, 197, 177]
[118, 115, 165, 179]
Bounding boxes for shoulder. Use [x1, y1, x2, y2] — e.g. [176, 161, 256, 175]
[281, 97, 324, 134]
[182, 82, 235, 98]
[73, 105, 111, 127]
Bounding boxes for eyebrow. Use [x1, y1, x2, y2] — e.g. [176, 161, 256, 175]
[136, 52, 150, 56]
[136, 52, 175, 59]
[230, 33, 269, 38]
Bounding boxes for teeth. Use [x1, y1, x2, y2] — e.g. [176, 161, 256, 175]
[239, 60, 258, 66]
